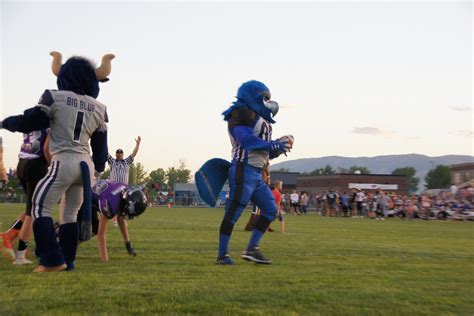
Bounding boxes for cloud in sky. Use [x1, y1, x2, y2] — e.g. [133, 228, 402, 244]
[451, 130, 474, 137]
[280, 103, 304, 110]
[449, 106, 472, 112]
[352, 127, 385, 135]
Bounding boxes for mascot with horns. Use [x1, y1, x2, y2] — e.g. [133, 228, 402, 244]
[1, 52, 113, 272]
[195, 80, 294, 265]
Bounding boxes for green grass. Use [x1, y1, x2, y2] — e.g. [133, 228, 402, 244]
[0, 204, 473, 315]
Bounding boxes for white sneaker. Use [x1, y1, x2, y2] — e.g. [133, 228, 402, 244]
[13, 250, 33, 265]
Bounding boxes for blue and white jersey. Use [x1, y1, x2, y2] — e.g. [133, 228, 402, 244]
[19, 129, 48, 159]
[36, 89, 108, 156]
[227, 107, 272, 169]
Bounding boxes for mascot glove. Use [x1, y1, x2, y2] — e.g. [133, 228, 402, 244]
[278, 135, 294, 149]
[270, 139, 291, 154]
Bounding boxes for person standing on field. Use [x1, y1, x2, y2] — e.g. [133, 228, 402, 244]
[107, 136, 141, 184]
[290, 190, 300, 215]
[106, 136, 141, 229]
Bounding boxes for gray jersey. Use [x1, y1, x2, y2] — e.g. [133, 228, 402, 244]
[227, 108, 272, 169]
[36, 90, 107, 155]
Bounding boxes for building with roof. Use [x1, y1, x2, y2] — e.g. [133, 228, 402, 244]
[296, 173, 407, 194]
[269, 171, 299, 191]
[449, 163, 474, 187]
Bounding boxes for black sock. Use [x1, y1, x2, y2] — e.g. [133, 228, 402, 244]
[10, 219, 23, 231]
[18, 239, 28, 251]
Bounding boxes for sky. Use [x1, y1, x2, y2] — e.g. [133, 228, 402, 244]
[1, 1, 472, 175]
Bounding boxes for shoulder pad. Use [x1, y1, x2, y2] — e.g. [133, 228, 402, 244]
[38, 90, 54, 107]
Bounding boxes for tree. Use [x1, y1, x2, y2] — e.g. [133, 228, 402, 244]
[310, 165, 336, 175]
[166, 160, 191, 189]
[349, 166, 371, 174]
[425, 165, 451, 189]
[392, 167, 419, 194]
[273, 167, 289, 172]
[147, 168, 167, 191]
[100, 168, 110, 180]
[128, 162, 147, 186]
[6, 173, 22, 194]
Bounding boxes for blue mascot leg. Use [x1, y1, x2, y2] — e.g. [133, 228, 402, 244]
[79, 161, 93, 241]
[33, 217, 65, 267]
[219, 202, 247, 257]
[247, 182, 278, 249]
[59, 222, 79, 271]
[218, 163, 255, 257]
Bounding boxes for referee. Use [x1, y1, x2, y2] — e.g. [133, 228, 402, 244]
[107, 136, 141, 233]
[108, 136, 141, 184]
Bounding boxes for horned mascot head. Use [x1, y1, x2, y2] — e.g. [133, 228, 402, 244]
[50, 51, 115, 99]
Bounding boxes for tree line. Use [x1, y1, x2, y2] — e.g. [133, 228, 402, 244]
[3, 161, 451, 195]
[101, 160, 192, 191]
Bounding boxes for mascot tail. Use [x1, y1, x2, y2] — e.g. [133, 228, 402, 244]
[79, 161, 92, 241]
[195, 158, 231, 207]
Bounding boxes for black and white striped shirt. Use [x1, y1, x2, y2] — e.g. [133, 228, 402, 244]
[107, 154, 133, 184]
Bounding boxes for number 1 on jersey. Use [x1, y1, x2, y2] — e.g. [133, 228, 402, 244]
[73, 111, 85, 141]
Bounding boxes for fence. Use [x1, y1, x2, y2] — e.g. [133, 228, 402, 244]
[0, 194, 27, 204]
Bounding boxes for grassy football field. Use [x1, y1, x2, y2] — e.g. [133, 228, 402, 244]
[0, 204, 473, 315]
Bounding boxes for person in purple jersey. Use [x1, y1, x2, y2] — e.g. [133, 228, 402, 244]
[1, 130, 49, 265]
[77, 180, 147, 262]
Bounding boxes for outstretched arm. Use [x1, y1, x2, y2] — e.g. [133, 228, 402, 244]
[1, 90, 54, 133]
[117, 215, 130, 243]
[131, 136, 141, 159]
[1, 107, 50, 134]
[228, 108, 292, 154]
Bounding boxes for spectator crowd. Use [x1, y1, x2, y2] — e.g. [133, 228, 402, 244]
[278, 186, 474, 221]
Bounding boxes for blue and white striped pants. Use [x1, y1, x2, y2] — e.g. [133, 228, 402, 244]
[31, 152, 94, 224]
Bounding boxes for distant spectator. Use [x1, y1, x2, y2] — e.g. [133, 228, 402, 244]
[326, 189, 337, 217]
[421, 194, 431, 220]
[378, 190, 390, 220]
[321, 191, 328, 216]
[340, 192, 350, 217]
[350, 188, 357, 216]
[282, 192, 290, 214]
[355, 189, 365, 218]
[450, 184, 458, 197]
[272, 181, 285, 233]
[406, 195, 416, 220]
[367, 192, 377, 219]
[300, 193, 309, 214]
[437, 203, 450, 220]
[290, 190, 300, 215]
